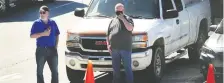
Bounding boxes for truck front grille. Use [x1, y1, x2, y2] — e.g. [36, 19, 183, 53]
[81, 64, 124, 69]
[67, 47, 148, 57]
[81, 39, 107, 50]
[67, 48, 111, 56]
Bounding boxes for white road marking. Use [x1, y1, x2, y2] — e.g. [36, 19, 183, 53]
[0, 23, 6, 31]
[0, 73, 22, 82]
[53, 2, 76, 9]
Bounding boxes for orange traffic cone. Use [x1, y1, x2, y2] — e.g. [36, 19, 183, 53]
[206, 64, 216, 83]
[85, 60, 95, 83]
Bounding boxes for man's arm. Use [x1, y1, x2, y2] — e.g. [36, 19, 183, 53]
[106, 37, 110, 46]
[54, 20, 60, 48]
[30, 22, 46, 38]
[56, 36, 59, 48]
[106, 20, 113, 54]
[119, 15, 134, 31]
[106, 20, 113, 45]
[106, 34, 111, 54]
[30, 27, 51, 38]
[30, 33, 44, 38]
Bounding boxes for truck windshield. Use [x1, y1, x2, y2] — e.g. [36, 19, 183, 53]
[86, 0, 159, 19]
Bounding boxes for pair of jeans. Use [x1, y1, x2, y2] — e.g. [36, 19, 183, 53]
[111, 49, 134, 83]
[35, 47, 58, 83]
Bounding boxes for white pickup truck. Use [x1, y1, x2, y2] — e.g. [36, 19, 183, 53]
[65, 0, 211, 82]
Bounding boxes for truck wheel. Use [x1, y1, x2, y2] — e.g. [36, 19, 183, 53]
[66, 66, 85, 83]
[188, 27, 207, 63]
[200, 64, 208, 80]
[146, 46, 165, 83]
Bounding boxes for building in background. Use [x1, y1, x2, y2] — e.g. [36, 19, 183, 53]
[210, 0, 223, 24]
[0, 0, 55, 15]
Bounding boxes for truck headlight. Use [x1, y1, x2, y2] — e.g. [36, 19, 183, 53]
[132, 42, 147, 48]
[132, 35, 148, 42]
[132, 34, 148, 48]
[67, 30, 80, 47]
[67, 33, 80, 42]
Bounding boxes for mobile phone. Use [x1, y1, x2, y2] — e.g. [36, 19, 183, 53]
[116, 11, 123, 15]
[47, 25, 51, 30]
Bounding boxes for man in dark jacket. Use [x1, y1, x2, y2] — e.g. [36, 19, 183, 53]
[106, 3, 134, 83]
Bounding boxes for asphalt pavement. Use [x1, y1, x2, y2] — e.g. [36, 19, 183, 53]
[0, 0, 210, 83]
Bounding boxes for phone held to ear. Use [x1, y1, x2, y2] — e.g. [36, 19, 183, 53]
[116, 11, 123, 15]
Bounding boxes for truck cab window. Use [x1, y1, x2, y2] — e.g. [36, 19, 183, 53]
[162, 0, 174, 12]
[174, 0, 183, 12]
[86, 0, 158, 19]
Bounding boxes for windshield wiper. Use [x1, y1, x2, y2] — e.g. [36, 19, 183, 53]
[129, 15, 152, 19]
[87, 14, 110, 18]
[129, 15, 144, 19]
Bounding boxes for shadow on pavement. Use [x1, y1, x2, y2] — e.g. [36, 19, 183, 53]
[0, 1, 88, 22]
[95, 58, 204, 83]
[162, 58, 204, 83]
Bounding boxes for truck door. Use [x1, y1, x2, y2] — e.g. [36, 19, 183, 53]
[174, 0, 190, 48]
[162, 0, 181, 54]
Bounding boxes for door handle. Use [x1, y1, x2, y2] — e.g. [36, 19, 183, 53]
[176, 19, 180, 24]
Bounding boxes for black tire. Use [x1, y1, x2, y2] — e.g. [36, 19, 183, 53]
[200, 64, 208, 80]
[66, 66, 85, 83]
[200, 58, 209, 80]
[188, 24, 207, 63]
[145, 46, 165, 83]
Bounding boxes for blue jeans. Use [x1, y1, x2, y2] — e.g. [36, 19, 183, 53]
[111, 49, 134, 83]
[35, 47, 58, 83]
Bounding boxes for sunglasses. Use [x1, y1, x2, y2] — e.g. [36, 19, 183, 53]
[40, 11, 46, 14]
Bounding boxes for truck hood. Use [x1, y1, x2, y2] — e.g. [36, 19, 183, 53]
[69, 18, 160, 35]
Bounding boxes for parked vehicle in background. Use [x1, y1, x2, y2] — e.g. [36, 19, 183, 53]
[0, 0, 55, 14]
[200, 18, 223, 82]
[209, 0, 223, 24]
[65, 0, 211, 82]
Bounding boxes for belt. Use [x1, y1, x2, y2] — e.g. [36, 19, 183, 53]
[37, 46, 55, 49]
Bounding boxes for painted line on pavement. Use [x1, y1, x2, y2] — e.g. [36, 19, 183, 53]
[53, 1, 76, 9]
[0, 23, 6, 31]
[0, 73, 22, 82]
[95, 72, 109, 80]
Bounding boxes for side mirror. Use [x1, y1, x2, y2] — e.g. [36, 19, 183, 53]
[74, 8, 85, 17]
[209, 25, 218, 31]
[163, 9, 178, 19]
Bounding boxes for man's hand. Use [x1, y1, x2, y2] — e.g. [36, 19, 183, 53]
[55, 36, 59, 49]
[117, 14, 125, 21]
[41, 27, 51, 36]
[107, 44, 112, 55]
[30, 27, 50, 38]
[118, 14, 134, 31]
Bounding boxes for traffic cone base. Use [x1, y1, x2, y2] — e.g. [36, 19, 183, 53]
[85, 60, 95, 83]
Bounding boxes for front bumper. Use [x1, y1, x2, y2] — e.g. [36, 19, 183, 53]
[65, 49, 153, 72]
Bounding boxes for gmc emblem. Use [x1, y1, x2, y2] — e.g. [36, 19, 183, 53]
[95, 41, 107, 45]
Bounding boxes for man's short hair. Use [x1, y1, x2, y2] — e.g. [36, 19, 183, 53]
[115, 3, 124, 11]
[40, 5, 49, 12]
